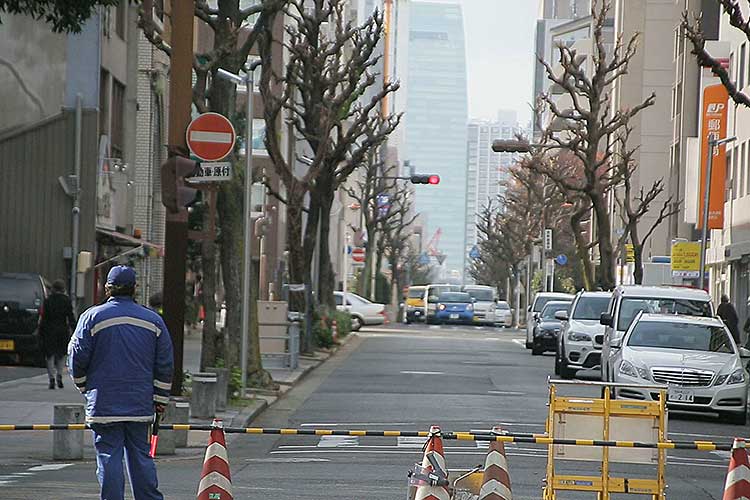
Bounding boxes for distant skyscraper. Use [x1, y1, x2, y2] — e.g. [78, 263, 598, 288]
[464, 112, 521, 278]
[406, 1, 468, 277]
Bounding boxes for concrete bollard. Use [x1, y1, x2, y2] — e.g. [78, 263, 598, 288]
[171, 397, 190, 448]
[205, 367, 229, 411]
[53, 404, 84, 460]
[190, 372, 217, 419]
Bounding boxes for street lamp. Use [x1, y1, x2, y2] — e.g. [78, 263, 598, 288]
[699, 135, 736, 291]
[216, 60, 261, 397]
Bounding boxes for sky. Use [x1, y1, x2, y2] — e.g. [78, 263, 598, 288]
[458, 0, 540, 126]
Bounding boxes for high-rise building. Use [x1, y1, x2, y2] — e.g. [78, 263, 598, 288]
[464, 112, 521, 279]
[406, 0, 468, 278]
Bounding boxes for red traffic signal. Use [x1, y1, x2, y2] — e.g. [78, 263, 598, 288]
[161, 155, 201, 213]
[410, 174, 441, 185]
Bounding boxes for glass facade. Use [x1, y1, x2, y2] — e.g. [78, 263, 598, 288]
[406, 1, 468, 277]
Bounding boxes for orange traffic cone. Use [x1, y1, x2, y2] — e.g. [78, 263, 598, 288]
[478, 426, 512, 499]
[197, 419, 233, 500]
[414, 426, 450, 500]
[723, 438, 750, 500]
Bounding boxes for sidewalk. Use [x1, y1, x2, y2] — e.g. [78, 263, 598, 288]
[0, 328, 351, 464]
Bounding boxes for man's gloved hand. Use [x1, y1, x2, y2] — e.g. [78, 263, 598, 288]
[154, 403, 167, 414]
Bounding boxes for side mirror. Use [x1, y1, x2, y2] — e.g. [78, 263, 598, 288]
[428, 295, 438, 303]
[610, 337, 623, 349]
[527, 305, 532, 312]
[600, 312, 613, 327]
[740, 347, 750, 359]
[555, 310, 569, 321]
[471, 298, 477, 303]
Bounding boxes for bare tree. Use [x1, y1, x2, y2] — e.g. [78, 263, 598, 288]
[380, 181, 419, 304]
[533, 0, 655, 289]
[256, 1, 400, 336]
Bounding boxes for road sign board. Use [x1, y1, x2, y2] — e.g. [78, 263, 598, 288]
[186, 112, 236, 162]
[625, 244, 635, 263]
[187, 162, 233, 183]
[352, 247, 366, 263]
[469, 245, 480, 259]
[555, 254, 568, 266]
[671, 241, 701, 278]
[418, 253, 430, 265]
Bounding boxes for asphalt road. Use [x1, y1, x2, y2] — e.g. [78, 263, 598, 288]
[0, 323, 743, 499]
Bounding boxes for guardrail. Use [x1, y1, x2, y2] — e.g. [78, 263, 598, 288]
[0, 424, 734, 451]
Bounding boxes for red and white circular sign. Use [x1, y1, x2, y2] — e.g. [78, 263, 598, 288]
[186, 112, 236, 162]
[352, 247, 365, 263]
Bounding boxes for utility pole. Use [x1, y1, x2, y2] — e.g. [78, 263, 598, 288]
[163, 1, 194, 396]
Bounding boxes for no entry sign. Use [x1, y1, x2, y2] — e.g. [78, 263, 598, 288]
[186, 112, 236, 162]
[352, 247, 365, 263]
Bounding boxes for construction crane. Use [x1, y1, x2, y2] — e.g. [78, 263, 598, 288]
[424, 228, 446, 265]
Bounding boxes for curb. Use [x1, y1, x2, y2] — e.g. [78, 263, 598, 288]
[229, 397, 270, 428]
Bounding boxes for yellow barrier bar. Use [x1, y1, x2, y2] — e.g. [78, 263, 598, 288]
[279, 429, 298, 435]
[172, 424, 191, 431]
[383, 431, 401, 437]
[314, 429, 333, 436]
[245, 428, 264, 434]
[0, 425, 15, 430]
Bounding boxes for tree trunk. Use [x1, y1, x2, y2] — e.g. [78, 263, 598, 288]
[199, 213, 222, 370]
[285, 184, 311, 351]
[316, 189, 337, 310]
[591, 193, 615, 289]
[570, 208, 594, 290]
[630, 227, 645, 285]
[217, 180, 243, 370]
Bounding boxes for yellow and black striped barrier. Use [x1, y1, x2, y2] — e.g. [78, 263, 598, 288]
[0, 424, 736, 451]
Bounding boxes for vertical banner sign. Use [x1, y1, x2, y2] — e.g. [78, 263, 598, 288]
[698, 83, 729, 230]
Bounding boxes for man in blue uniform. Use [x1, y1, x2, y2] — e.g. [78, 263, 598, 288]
[68, 266, 174, 500]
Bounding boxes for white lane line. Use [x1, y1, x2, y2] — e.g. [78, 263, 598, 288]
[244, 458, 331, 463]
[487, 390, 525, 396]
[670, 431, 738, 439]
[512, 339, 526, 348]
[27, 464, 73, 472]
[317, 435, 359, 447]
[400, 370, 445, 375]
[397, 436, 428, 448]
[711, 450, 731, 459]
[300, 422, 416, 427]
[277, 444, 544, 453]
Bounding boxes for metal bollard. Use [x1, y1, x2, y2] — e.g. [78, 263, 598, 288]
[53, 404, 84, 460]
[190, 372, 217, 419]
[288, 321, 300, 370]
[171, 397, 190, 447]
[205, 367, 229, 411]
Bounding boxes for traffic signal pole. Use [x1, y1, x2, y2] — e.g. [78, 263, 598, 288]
[163, 1, 194, 396]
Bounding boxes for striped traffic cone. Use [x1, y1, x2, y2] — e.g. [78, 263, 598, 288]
[479, 426, 512, 499]
[723, 438, 750, 500]
[197, 419, 233, 500]
[414, 426, 450, 500]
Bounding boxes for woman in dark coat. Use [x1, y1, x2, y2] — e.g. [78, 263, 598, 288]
[39, 280, 76, 389]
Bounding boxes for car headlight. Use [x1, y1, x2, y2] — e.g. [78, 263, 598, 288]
[438, 304, 446, 311]
[568, 331, 591, 342]
[466, 304, 473, 311]
[728, 368, 746, 385]
[619, 360, 649, 380]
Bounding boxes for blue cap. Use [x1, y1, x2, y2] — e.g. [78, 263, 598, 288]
[106, 265, 136, 286]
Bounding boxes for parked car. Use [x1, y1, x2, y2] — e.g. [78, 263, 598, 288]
[531, 300, 571, 355]
[404, 285, 426, 324]
[611, 313, 749, 425]
[0, 272, 51, 364]
[425, 284, 462, 324]
[434, 292, 474, 324]
[334, 291, 386, 331]
[525, 292, 574, 348]
[495, 301, 513, 327]
[463, 285, 498, 325]
[600, 286, 714, 383]
[555, 291, 612, 379]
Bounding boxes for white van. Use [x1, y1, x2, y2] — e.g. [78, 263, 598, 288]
[599, 285, 714, 382]
[525, 292, 574, 348]
[463, 285, 499, 325]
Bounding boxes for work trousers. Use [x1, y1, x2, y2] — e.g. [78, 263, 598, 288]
[90, 421, 163, 500]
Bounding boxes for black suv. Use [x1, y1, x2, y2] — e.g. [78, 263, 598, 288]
[0, 273, 51, 363]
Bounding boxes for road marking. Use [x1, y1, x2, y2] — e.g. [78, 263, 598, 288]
[400, 370, 445, 375]
[317, 435, 359, 447]
[512, 339, 526, 348]
[27, 464, 73, 472]
[244, 458, 331, 463]
[397, 436, 428, 448]
[487, 390, 525, 396]
[711, 450, 731, 459]
[300, 422, 416, 427]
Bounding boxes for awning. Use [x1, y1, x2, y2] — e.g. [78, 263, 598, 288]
[95, 228, 164, 268]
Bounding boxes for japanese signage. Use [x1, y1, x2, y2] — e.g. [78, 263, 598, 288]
[698, 83, 729, 229]
[188, 162, 233, 183]
[671, 241, 701, 278]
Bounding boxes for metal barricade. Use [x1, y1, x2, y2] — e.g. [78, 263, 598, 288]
[259, 320, 299, 370]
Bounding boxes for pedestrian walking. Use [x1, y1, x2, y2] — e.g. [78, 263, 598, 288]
[39, 279, 76, 390]
[68, 266, 173, 500]
[717, 294, 741, 344]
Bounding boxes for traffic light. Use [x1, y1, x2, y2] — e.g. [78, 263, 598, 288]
[410, 174, 440, 185]
[161, 155, 201, 213]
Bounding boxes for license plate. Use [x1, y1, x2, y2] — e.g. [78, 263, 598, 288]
[414, 311, 421, 316]
[0, 340, 14, 351]
[450, 314, 459, 319]
[667, 387, 694, 403]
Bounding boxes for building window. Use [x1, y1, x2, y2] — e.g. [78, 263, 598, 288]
[731, 52, 735, 82]
[99, 70, 109, 136]
[733, 148, 739, 200]
[111, 79, 125, 158]
[114, 1, 126, 39]
[741, 44, 746, 89]
[741, 142, 746, 197]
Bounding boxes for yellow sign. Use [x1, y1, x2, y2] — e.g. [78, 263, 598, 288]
[671, 242, 701, 277]
[625, 244, 634, 263]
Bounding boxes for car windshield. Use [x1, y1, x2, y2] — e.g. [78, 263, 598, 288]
[617, 298, 712, 331]
[628, 321, 734, 354]
[541, 302, 569, 320]
[533, 295, 568, 312]
[572, 296, 611, 320]
[466, 288, 495, 301]
[496, 301, 510, 310]
[408, 288, 424, 298]
[439, 292, 471, 303]
[0, 277, 42, 308]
